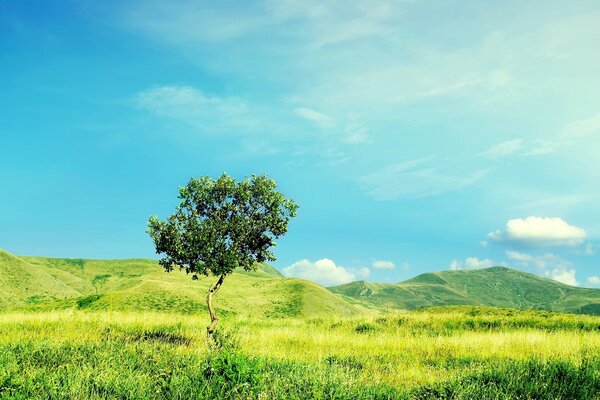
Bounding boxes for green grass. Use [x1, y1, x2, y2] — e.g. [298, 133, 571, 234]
[0, 307, 599, 399]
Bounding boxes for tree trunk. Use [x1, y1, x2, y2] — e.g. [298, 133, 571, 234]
[206, 274, 225, 340]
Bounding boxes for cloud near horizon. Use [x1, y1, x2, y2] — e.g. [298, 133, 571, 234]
[506, 250, 579, 286]
[587, 276, 600, 287]
[449, 257, 496, 270]
[283, 258, 369, 286]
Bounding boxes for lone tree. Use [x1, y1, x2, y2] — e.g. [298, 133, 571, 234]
[147, 173, 297, 339]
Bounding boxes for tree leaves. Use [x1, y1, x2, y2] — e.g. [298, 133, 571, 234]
[147, 174, 298, 279]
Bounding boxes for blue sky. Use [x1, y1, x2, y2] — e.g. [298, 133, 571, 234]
[1, 0, 599, 288]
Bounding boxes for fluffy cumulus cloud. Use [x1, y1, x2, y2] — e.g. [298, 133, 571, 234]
[449, 257, 495, 270]
[549, 268, 578, 286]
[587, 276, 600, 287]
[372, 260, 395, 269]
[283, 258, 368, 286]
[488, 216, 586, 247]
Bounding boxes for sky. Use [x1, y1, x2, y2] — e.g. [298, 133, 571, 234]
[1, 0, 599, 288]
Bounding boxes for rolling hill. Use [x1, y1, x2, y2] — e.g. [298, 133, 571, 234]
[0, 249, 365, 317]
[329, 266, 600, 315]
[2, 249, 599, 315]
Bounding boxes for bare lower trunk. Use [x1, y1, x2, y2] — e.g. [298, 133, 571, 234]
[206, 274, 225, 340]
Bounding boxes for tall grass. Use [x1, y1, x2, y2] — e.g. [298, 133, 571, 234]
[0, 307, 599, 399]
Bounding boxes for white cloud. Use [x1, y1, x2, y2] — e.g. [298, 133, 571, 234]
[356, 267, 370, 278]
[343, 123, 371, 144]
[135, 85, 246, 120]
[488, 69, 513, 89]
[480, 138, 560, 160]
[283, 258, 359, 286]
[488, 216, 586, 247]
[449, 257, 495, 270]
[587, 276, 600, 287]
[547, 268, 578, 286]
[360, 157, 488, 200]
[506, 250, 532, 262]
[561, 114, 600, 138]
[510, 195, 589, 213]
[398, 79, 481, 103]
[372, 260, 395, 269]
[506, 251, 579, 286]
[481, 139, 525, 159]
[294, 107, 336, 128]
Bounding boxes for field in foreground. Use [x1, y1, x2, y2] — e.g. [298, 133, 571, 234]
[1, 307, 599, 399]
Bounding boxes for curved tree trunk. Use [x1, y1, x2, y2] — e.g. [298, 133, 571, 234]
[206, 274, 225, 340]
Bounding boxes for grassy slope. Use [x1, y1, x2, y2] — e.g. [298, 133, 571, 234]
[0, 307, 599, 399]
[329, 266, 600, 315]
[4, 248, 600, 316]
[0, 250, 363, 318]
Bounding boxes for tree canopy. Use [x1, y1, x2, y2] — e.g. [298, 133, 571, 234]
[147, 173, 298, 337]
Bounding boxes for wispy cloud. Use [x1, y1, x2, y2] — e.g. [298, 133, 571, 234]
[480, 138, 560, 160]
[294, 107, 336, 128]
[561, 114, 600, 138]
[359, 157, 488, 200]
[134, 85, 251, 129]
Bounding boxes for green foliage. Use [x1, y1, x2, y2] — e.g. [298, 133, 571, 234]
[147, 173, 298, 279]
[76, 294, 102, 309]
[354, 322, 377, 334]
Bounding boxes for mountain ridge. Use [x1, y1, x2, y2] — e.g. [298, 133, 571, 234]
[329, 266, 600, 315]
[1, 249, 599, 315]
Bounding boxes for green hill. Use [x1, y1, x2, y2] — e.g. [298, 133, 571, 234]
[329, 266, 600, 315]
[3, 249, 599, 316]
[0, 249, 364, 318]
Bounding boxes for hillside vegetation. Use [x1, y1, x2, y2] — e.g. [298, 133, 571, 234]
[2, 249, 600, 315]
[0, 250, 363, 318]
[329, 266, 600, 315]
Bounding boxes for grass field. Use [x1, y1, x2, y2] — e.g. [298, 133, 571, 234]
[1, 306, 599, 399]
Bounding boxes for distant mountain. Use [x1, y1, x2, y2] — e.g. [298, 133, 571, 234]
[0, 249, 364, 317]
[329, 266, 600, 315]
[2, 249, 599, 316]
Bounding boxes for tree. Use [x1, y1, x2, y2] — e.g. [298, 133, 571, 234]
[147, 173, 298, 339]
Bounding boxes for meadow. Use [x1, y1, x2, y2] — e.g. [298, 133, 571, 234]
[1, 306, 599, 399]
